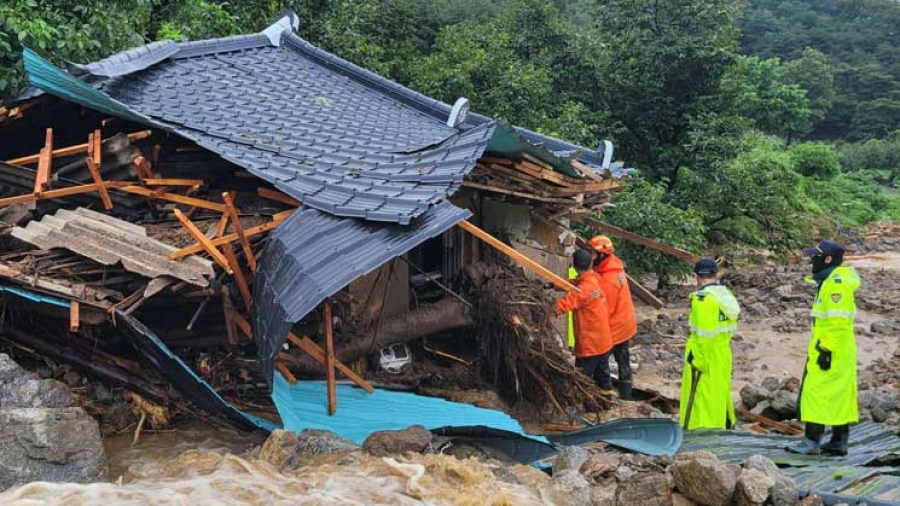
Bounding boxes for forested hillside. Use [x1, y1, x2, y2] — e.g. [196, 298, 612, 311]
[2, 0, 899, 276]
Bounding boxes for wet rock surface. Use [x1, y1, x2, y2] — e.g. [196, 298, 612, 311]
[0, 354, 107, 490]
[362, 424, 434, 457]
[260, 429, 359, 470]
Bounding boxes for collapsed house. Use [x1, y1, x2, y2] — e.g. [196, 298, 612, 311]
[0, 13, 651, 439]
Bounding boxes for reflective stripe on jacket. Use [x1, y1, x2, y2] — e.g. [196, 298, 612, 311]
[595, 254, 638, 345]
[799, 266, 860, 426]
[556, 270, 613, 358]
[679, 284, 740, 430]
[567, 267, 577, 348]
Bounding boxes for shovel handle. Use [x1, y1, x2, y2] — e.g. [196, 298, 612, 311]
[682, 367, 702, 431]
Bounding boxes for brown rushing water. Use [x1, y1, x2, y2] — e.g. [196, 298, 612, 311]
[0, 421, 556, 506]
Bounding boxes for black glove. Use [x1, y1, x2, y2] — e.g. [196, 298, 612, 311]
[816, 344, 832, 371]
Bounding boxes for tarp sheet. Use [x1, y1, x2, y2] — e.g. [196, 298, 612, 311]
[272, 374, 547, 445]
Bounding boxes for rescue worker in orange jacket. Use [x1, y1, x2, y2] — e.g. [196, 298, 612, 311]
[556, 249, 614, 391]
[589, 235, 639, 400]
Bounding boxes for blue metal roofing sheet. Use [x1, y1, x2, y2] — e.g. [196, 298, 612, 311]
[680, 422, 900, 505]
[253, 201, 471, 384]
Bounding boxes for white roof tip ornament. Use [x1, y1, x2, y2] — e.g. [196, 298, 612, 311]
[263, 11, 300, 47]
[599, 140, 614, 170]
[447, 97, 470, 128]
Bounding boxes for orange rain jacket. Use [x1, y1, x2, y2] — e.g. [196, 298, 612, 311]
[595, 254, 638, 345]
[556, 270, 613, 358]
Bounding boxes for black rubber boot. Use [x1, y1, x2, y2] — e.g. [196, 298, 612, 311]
[618, 380, 633, 401]
[821, 424, 850, 456]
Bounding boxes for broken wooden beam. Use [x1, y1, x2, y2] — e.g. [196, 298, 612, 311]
[69, 301, 80, 332]
[173, 209, 233, 273]
[461, 181, 576, 204]
[575, 217, 702, 264]
[275, 361, 298, 385]
[458, 220, 578, 293]
[571, 160, 605, 183]
[627, 274, 664, 309]
[221, 243, 252, 313]
[0, 181, 132, 207]
[133, 156, 154, 181]
[7, 130, 153, 166]
[257, 187, 302, 207]
[324, 300, 337, 415]
[142, 178, 205, 187]
[222, 192, 257, 273]
[286, 333, 375, 394]
[33, 128, 53, 194]
[169, 210, 293, 260]
[84, 157, 114, 210]
[116, 186, 226, 212]
[740, 410, 803, 435]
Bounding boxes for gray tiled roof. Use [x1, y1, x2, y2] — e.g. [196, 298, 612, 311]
[253, 201, 471, 383]
[79, 31, 493, 224]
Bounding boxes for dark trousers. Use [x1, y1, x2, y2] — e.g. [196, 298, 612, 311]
[806, 422, 850, 445]
[609, 340, 633, 383]
[576, 352, 613, 391]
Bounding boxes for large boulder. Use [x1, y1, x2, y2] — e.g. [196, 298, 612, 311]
[739, 384, 770, 410]
[617, 472, 673, 506]
[0, 408, 107, 490]
[0, 354, 75, 408]
[362, 425, 434, 457]
[548, 469, 593, 506]
[260, 429, 359, 470]
[743, 455, 798, 506]
[770, 390, 798, 416]
[672, 452, 736, 506]
[735, 468, 774, 506]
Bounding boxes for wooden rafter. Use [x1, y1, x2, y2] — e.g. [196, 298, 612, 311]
[69, 301, 80, 332]
[172, 209, 233, 273]
[117, 186, 226, 212]
[0, 181, 132, 207]
[257, 187, 302, 207]
[221, 243, 252, 313]
[324, 300, 337, 415]
[457, 220, 578, 293]
[7, 130, 152, 166]
[84, 158, 113, 210]
[222, 192, 256, 272]
[575, 216, 701, 264]
[169, 210, 293, 260]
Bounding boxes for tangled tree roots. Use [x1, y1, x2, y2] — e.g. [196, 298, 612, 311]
[469, 261, 608, 417]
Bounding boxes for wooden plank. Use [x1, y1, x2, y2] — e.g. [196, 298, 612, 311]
[232, 311, 255, 342]
[740, 410, 803, 435]
[575, 217, 702, 264]
[627, 274, 664, 309]
[84, 158, 114, 210]
[515, 160, 571, 187]
[117, 186, 226, 212]
[223, 192, 257, 272]
[222, 243, 252, 313]
[142, 178, 205, 187]
[324, 301, 337, 415]
[215, 213, 229, 238]
[257, 187, 302, 207]
[287, 333, 375, 394]
[169, 211, 292, 259]
[0, 181, 130, 207]
[571, 159, 605, 183]
[133, 156, 154, 180]
[172, 209, 233, 273]
[33, 128, 53, 194]
[69, 301, 80, 332]
[550, 180, 620, 195]
[457, 220, 578, 293]
[7, 130, 153, 166]
[92, 129, 101, 166]
[275, 361, 298, 385]
[460, 181, 574, 204]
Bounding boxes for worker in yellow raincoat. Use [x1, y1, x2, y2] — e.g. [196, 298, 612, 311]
[787, 240, 860, 456]
[679, 259, 740, 430]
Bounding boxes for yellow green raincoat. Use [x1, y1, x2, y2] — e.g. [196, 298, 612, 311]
[679, 284, 740, 430]
[567, 267, 577, 348]
[799, 266, 860, 426]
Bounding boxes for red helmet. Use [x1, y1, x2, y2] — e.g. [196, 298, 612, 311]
[589, 235, 614, 254]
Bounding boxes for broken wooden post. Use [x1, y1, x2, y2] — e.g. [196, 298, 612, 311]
[457, 220, 578, 293]
[222, 192, 256, 272]
[85, 157, 114, 210]
[33, 128, 53, 195]
[172, 209, 233, 273]
[69, 301, 80, 332]
[222, 243, 252, 313]
[133, 156, 154, 181]
[324, 300, 337, 415]
[575, 217, 702, 264]
[626, 274, 664, 309]
[275, 361, 298, 384]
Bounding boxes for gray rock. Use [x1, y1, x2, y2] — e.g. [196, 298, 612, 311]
[591, 483, 617, 506]
[770, 475, 799, 506]
[260, 429, 359, 470]
[774, 285, 793, 300]
[743, 455, 781, 478]
[740, 384, 770, 410]
[771, 390, 798, 415]
[750, 400, 772, 416]
[549, 469, 593, 506]
[553, 445, 590, 474]
[617, 472, 673, 506]
[0, 408, 107, 489]
[362, 425, 433, 457]
[735, 468, 774, 506]
[0, 354, 75, 408]
[871, 321, 900, 335]
[761, 377, 781, 392]
[672, 455, 736, 506]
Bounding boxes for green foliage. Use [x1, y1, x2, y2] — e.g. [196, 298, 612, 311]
[150, 0, 239, 41]
[805, 171, 900, 228]
[596, 182, 707, 281]
[716, 55, 810, 138]
[838, 131, 900, 183]
[789, 142, 840, 179]
[782, 48, 835, 129]
[740, 0, 900, 140]
[671, 134, 812, 251]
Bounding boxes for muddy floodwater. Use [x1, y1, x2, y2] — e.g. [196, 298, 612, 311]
[0, 421, 557, 506]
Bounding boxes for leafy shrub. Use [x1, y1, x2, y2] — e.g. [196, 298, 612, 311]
[789, 142, 840, 179]
[804, 171, 900, 228]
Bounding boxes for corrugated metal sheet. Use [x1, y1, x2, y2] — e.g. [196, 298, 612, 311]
[681, 422, 900, 504]
[116, 310, 276, 432]
[253, 201, 470, 384]
[272, 374, 545, 444]
[12, 208, 215, 286]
